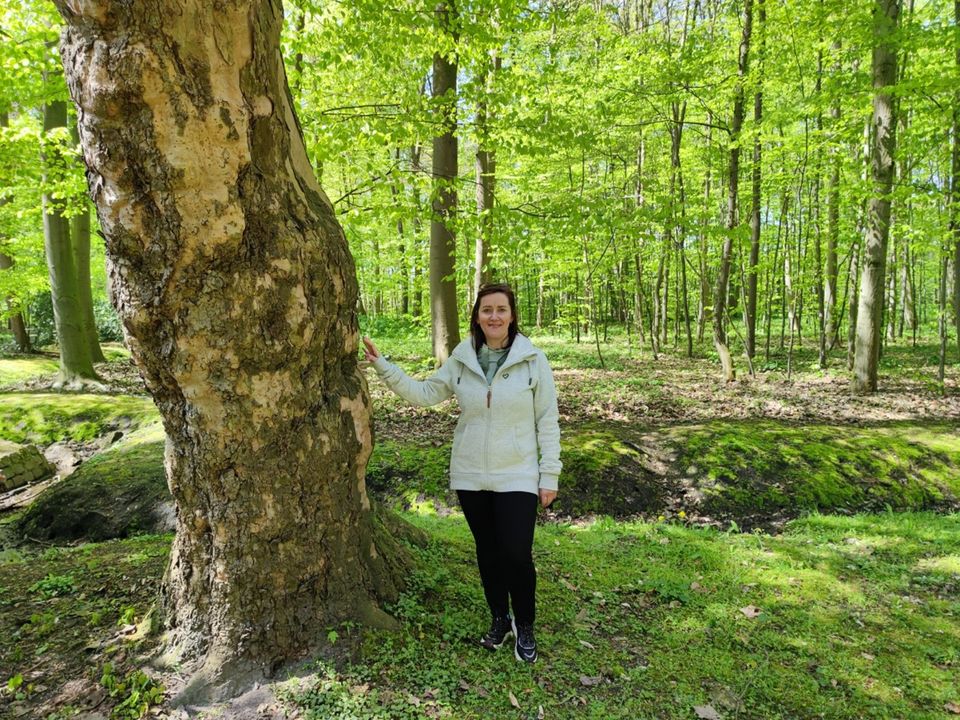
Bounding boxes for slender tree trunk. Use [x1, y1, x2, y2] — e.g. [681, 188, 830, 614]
[953, 0, 960, 359]
[0, 114, 30, 353]
[474, 54, 500, 296]
[430, 0, 461, 363]
[746, 0, 764, 360]
[698, 115, 713, 343]
[853, 0, 901, 393]
[0, 253, 32, 352]
[42, 99, 98, 386]
[390, 149, 410, 316]
[56, 0, 410, 702]
[71, 121, 107, 363]
[411, 143, 425, 320]
[825, 46, 842, 349]
[713, 0, 753, 381]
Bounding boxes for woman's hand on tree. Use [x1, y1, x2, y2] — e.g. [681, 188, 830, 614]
[362, 336, 381, 363]
[539, 489, 557, 509]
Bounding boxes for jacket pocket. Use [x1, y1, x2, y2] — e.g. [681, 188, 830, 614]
[451, 422, 485, 473]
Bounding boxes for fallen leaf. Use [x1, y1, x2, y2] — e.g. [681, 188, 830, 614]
[945, 702, 960, 715]
[739, 605, 762, 619]
[407, 694, 421, 707]
[579, 675, 602, 687]
[458, 679, 470, 692]
[509, 690, 520, 709]
[861, 653, 875, 661]
[690, 582, 703, 592]
[694, 704, 722, 720]
[560, 578, 578, 592]
[579, 640, 596, 650]
[538, 704, 545, 719]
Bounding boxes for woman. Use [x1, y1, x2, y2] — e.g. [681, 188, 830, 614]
[363, 283, 561, 663]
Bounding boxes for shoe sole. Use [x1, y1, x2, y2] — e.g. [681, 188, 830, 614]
[480, 630, 513, 651]
[511, 619, 537, 663]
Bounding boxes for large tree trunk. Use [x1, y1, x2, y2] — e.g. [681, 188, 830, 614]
[55, 0, 410, 702]
[713, 0, 753, 382]
[42, 99, 98, 387]
[430, 0, 461, 363]
[852, 0, 900, 393]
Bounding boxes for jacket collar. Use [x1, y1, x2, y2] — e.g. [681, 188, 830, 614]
[451, 333, 537, 379]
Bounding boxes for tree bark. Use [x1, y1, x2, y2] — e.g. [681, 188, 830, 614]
[952, 0, 960, 359]
[55, 0, 410, 702]
[430, 0, 461, 363]
[0, 252, 32, 352]
[745, 0, 763, 360]
[853, 0, 900, 393]
[474, 53, 499, 296]
[825, 45, 841, 349]
[713, 0, 753, 382]
[42, 98, 98, 386]
[70, 121, 107, 364]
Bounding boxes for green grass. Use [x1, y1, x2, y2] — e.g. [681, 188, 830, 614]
[0, 392, 159, 444]
[273, 510, 960, 719]
[0, 356, 61, 384]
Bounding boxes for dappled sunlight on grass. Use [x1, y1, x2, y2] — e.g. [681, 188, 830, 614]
[0, 355, 60, 384]
[0, 392, 159, 444]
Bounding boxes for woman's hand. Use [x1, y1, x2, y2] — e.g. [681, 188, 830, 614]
[539, 489, 557, 509]
[362, 336, 381, 363]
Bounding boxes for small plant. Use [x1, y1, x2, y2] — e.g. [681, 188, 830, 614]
[29, 574, 76, 599]
[100, 663, 164, 719]
[117, 606, 137, 626]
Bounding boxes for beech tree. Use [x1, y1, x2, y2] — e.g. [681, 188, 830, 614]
[852, 0, 901, 393]
[54, 0, 408, 702]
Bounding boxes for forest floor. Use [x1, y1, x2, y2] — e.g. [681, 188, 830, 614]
[0, 331, 958, 719]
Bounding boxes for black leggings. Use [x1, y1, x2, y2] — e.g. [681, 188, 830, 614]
[457, 489, 539, 625]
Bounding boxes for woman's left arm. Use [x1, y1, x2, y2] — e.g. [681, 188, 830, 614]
[533, 353, 562, 507]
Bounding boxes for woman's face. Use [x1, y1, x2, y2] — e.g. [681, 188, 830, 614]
[477, 292, 513, 348]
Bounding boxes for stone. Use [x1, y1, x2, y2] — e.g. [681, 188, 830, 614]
[0, 443, 56, 492]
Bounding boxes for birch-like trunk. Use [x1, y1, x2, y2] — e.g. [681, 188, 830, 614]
[55, 0, 409, 701]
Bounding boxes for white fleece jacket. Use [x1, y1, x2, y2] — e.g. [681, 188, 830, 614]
[372, 334, 562, 495]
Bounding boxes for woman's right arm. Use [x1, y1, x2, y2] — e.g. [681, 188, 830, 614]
[364, 337, 455, 407]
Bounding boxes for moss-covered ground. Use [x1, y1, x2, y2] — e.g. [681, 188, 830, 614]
[1, 512, 957, 719]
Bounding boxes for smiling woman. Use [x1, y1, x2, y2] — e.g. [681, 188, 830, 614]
[363, 282, 561, 664]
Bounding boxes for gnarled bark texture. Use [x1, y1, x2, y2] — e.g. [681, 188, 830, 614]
[54, 0, 409, 702]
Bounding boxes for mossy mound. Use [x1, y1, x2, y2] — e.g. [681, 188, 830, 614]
[16, 423, 171, 542]
[553, 429, 666, 516]
[365, 440, 456, 511]
[674, 421, 960, 524]
[365, 429, 666, 517]
[0, 392, 159, 445]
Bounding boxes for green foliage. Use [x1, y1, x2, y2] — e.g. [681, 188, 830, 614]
[100, 663, 164, 720]
[28, 573, 76, 599]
